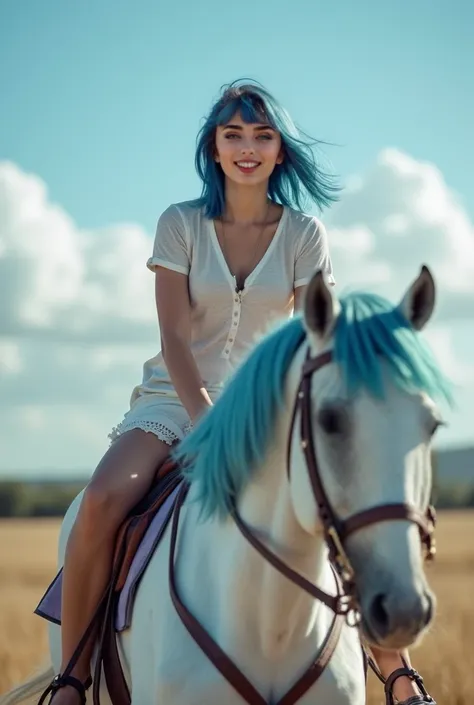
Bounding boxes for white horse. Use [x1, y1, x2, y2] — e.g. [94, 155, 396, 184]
[2, 266, 451, 705]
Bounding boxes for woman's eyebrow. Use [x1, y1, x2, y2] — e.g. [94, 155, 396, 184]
[222, 123, 275, 131]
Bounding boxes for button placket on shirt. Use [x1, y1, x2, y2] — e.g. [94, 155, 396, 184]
[222, 291, 242, 358]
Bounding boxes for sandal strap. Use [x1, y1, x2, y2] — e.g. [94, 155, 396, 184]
[38, 674, 92, 705]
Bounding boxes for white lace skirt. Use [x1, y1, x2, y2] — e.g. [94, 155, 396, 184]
[108, 394, 193, 447]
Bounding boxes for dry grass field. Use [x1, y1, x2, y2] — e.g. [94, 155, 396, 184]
[0, 511, 473, 704]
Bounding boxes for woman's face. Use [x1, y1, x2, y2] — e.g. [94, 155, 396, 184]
[214, 112, 283, 187]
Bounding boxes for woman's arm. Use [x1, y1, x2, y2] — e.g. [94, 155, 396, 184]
[293, 217, 336, 315]
[155, 267, 213, 423]
[294, 286, 306, 312]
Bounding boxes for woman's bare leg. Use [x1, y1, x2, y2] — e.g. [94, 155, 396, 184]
[370, 647, 423, 701]
[52, 429, 173, 703]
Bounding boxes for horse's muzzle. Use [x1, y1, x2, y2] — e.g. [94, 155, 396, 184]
[360, 586, 435, 649]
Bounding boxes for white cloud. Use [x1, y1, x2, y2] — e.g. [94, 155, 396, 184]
[0, 341, 155, 473]
[0, 155, 472, 474]
[424, 326, 474, 385]
[327, 148, 474, 320]
[0, 340, 151, 406]
[0, 161, 157, 343]
[20, 406, 48, 432]
[0, 405, 113, 474]
[0, 341, 22, 375]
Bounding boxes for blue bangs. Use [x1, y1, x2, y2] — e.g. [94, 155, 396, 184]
[215, 92, 273, 128]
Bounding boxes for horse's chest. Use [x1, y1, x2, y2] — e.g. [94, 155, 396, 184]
[150, 635, 366, 705]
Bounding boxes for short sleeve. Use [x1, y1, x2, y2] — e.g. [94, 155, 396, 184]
[146, 205, 190, 275]
[294, 217, 335, 288]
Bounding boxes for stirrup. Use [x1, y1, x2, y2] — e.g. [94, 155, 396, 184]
[38, 674, 92, 705]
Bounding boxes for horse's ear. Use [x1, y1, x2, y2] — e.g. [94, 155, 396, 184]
[304, 270, 339, 342]
[399, 265, 436, 331]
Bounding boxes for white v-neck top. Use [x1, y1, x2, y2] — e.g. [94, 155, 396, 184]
[130, 200, 335, 404]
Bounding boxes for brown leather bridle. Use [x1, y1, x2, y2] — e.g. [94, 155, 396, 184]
[284, 348, 437, 618]
[168, 344, 438, 704]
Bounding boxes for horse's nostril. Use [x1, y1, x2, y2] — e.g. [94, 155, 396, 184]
[423, 591, 434, 627]
[364, 589, 435, 644]
[369, 593, 390, 638]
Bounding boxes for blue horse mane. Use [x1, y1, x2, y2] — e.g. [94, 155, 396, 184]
[174, 291, 452, 521]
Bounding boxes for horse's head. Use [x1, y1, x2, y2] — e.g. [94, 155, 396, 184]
[288, 265, 450, 650]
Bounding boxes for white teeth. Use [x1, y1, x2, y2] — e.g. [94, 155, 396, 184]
[236, 161, 259, 168]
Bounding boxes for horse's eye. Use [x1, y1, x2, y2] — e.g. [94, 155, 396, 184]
[430, 419, 446, 437]
[318, 406, 347, 435]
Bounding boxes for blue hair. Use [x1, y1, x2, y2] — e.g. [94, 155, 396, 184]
[192, 79, 340, 218]
[174, 292, 453, 521]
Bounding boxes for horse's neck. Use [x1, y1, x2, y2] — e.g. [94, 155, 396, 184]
[183, 396, 332, 661]
[236, 408, 332, 658]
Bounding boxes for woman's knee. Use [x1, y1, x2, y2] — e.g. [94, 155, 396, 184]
[76, 430, 171, 539]
[76, 479, 123, 541]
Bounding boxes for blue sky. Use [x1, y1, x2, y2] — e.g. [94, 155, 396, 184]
[1, 0, 473, 477]
[3, 0, 473, 228]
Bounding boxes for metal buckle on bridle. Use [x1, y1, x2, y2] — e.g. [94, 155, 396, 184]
[327, 526, 362, 626]
[335, 594, 360, 626]
[335, 593, 352, 614]
[327, 525, 354, 582]
[425, 533, 436, 561]
[424, 506, 437, 561]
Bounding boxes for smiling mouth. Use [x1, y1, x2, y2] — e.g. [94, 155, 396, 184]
[235, 161, 261, 173]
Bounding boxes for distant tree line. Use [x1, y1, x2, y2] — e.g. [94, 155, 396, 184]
[0, 477, 473, 518]
[0, 481, 86, 518]
[431, 483, 474, 509]
[431, 450, 474, 509]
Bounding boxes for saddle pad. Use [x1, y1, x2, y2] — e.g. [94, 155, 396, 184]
[34, 484, 180, 632]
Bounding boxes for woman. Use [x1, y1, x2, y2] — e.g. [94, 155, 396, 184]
[46, 80, 431, 704]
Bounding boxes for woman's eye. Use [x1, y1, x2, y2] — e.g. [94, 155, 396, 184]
[223, 133, 272, 141]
